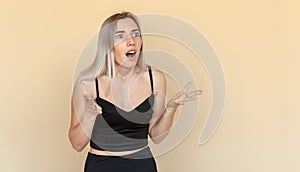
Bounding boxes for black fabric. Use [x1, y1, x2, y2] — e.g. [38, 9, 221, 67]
[84, 147, 158, 172]
[95, 74, 100, 98]
[148, 65, 154, 93]
[95, 65, 153, 96]
[90, 66, 154, 152]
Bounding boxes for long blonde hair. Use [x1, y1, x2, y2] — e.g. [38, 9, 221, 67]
[75, 12, 145, 84]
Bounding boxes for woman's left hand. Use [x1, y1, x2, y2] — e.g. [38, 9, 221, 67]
[166, 82, 203, 111]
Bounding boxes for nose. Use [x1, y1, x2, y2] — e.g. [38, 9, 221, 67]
[127, 37, 135, 46]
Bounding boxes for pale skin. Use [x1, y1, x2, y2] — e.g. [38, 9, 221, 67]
[68, 18, 202, 156]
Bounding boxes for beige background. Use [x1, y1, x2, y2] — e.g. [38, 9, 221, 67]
[1, 0, 299, 171]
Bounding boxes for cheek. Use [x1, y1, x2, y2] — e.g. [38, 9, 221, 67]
[135, 38, 143, 49]
[114, 47, 121, 56]
[113, 46, 124, 63]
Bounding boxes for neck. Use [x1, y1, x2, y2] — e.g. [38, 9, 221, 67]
[114, 65, 136, 81]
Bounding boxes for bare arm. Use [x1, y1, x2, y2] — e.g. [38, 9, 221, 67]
[148, 70, 168, 143]
[68, 82, 101, 152]
[148, 69, 202, 144]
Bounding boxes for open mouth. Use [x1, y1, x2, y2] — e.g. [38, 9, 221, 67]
[126, 50, 136, 58]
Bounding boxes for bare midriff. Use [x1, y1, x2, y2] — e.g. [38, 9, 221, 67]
[89, 146, 147, 156]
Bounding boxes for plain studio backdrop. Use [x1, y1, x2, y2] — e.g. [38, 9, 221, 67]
[1, 0, 299, 172]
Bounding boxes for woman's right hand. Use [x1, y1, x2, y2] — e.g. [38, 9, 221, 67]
[79, 95, 102, 138]
[83, 95, 102, 122]
[69, 82, 102, 151]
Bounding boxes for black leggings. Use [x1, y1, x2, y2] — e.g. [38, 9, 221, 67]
[84, 147, 158, 172]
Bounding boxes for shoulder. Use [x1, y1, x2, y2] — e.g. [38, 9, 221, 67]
[148, 66, 166, 93]
[140, 65, 165, 82]
[150, 66, 165, 83]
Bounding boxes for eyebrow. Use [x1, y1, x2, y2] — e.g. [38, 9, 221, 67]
[115, 29, 140, 34]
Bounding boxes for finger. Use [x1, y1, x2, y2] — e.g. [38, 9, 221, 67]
[83, 95, 92, 104]
[196, 89, 203, 95]
[174, 100, 185, 105]
[178, 93, 200, 103]
[181, 82, 192, 93]
[94, 105, 102, 114]
[181, 97, 198, 102]
[97, 108, 102, 114]
[172, 91, 182, 99]
[84, 95, 94, 102]
[179, 82, 193, 98]
[172, 83, 193, 100]
[186, 89, 203, 97]
[85, 96, 95, 107]
[83, 95, 89, 101]
[172, 87, 187, 99]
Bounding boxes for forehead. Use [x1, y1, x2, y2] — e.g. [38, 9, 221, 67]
[116, 18, 139, 31]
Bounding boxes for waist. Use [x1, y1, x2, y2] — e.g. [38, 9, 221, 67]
[89, 145, 149, 157]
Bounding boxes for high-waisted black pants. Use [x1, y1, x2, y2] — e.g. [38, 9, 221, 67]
[84, 147, 158, 172]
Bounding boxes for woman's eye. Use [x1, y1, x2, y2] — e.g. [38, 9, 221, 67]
[116, 34, 124, 39]
[132, 32, 141, 37]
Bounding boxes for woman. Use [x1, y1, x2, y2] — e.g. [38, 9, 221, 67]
[69, 12, 202, 172]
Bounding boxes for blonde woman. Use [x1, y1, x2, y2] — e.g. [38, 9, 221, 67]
[68, 12, 202, 172]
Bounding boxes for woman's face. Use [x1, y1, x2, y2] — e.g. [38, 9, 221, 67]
[113, 18, 142, 69]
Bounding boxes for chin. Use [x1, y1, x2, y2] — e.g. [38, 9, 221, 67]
[115, 54, 140, 69]
[116, 61, 138, 69]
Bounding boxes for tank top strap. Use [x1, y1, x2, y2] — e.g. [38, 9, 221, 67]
[95, 77, 100, 98]
[148, 65, 154, 93]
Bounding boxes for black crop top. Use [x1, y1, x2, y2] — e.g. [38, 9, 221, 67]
[90, 66, 154, 152]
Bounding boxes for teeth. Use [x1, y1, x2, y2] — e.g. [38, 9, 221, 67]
[126, 51, 136, 57]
